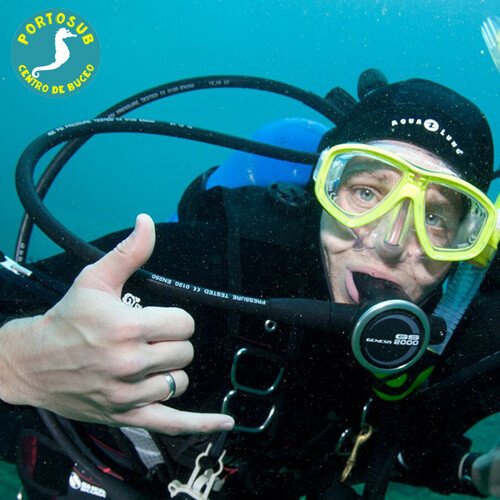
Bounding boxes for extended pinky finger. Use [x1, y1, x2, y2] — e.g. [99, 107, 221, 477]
[120, 404, 235, 436]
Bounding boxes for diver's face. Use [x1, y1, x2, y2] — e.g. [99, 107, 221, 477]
[319, 140, 455, 304]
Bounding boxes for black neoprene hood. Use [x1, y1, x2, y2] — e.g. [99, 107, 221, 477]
[319, 78, 494, 193]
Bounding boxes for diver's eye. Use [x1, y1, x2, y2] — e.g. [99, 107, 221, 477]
[425, 212, 457, 247]
[355, 188, 376, 202]
[425, 212, 444, 227]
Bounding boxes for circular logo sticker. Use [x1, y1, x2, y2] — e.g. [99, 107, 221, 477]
[12, 9, 100, 96]
[423, 119, 439, 132]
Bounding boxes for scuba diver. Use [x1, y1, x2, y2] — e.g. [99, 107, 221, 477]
[0, 69, 498, 499]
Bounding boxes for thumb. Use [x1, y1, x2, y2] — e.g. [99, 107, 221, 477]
[83, 213, 156, 295]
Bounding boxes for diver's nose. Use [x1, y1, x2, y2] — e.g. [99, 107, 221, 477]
[373, 199, 414, 262]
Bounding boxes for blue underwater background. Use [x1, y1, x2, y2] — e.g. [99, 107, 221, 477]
[1, 0, 499, 498]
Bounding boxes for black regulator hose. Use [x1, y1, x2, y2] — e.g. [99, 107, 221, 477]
[15, 75, 342, 262]
[16, 117, 359, 330]
[416, 350, 500, 405]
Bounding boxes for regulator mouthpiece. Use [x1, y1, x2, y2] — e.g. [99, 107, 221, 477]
[351, 299, 431, 375]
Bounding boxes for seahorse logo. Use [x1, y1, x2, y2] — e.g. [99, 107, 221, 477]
[12, 10, 100, 97]
[32, 28, 77, 78]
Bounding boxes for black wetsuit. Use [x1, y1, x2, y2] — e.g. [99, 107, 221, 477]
[0, 183, 498, 499]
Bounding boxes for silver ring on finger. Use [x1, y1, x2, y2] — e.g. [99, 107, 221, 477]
[161, 371, 177, 402]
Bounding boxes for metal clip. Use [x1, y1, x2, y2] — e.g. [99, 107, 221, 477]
[335, 428, 355, 457]
[340, 425, 373, 482]
[230, 347, 284, 396]
[222, 346, 283, 433]
[335, 398, 374, 457]
[168, 443, 226, 500]
[360, 397, 373, 430]
[222, 389, 276, 434]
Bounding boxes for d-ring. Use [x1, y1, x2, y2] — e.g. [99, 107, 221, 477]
[161, 371, 176, 401]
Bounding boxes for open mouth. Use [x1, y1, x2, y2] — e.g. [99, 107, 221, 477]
[351, 272, 410, 303]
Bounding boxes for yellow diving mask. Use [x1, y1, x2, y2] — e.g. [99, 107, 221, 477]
[313, 143, 499, 263]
